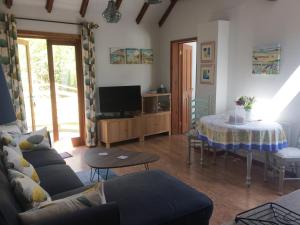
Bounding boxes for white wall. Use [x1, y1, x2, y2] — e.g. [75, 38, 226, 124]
[226, 0, 300, 126]
[215, 21, 229, 114]
[0, 2, 160, 94]
[158, 0, 243, 88]
[158, 0, 300, 145]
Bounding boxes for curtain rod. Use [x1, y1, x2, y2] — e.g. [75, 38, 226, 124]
[16, 17, 83, 26]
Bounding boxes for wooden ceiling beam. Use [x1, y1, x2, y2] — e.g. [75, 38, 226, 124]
[79, 0, 89, 17]
[116, 0, 123, 10]
[45, 0, 54, 13]
[136, 2, 150, 24]
[4, 0, 13, 9]
[159, 0, 178, 27]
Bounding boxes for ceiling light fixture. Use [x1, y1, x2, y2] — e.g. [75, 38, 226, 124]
[102, 0, 121, 23]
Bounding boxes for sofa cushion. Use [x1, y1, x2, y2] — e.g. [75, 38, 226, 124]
[51, 185, 94, 200]
[3, 146, 40, 183]
[105, 170, 213, 225]
[36, 164, 83, 196]
[17, 128, 51, 151]
[23, 149, 66, 168]
[19, 182, 106, 225]
[4, 128, 51, 152]
[0, 161, 22, 225]
[8, 169, 51, 210]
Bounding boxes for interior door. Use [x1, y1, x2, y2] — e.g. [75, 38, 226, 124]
[180, 43, 193, 133]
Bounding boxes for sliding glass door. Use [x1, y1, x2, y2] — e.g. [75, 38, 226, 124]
[18, 39, 53, 133]
[18, 34, 84, 146]
[52, 44, 80, 141]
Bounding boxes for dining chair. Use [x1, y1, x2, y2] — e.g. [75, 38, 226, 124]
[267, 126, 300, 195]
[187, 96, 213, 166]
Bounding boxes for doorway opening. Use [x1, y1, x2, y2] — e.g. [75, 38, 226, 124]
[17, 31, 85, 150]
[170, 37, 197, 134]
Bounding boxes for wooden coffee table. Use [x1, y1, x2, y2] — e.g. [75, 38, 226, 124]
[84, 148, 160, 181]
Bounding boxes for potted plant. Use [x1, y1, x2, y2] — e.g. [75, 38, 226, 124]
[235, 96, 255, 121]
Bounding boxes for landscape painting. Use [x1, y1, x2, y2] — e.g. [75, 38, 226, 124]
[201, 41, 215, 63]
[252, 45, 281, 75]
[141, 49, 153, 64]
[126, 48, 141, 64]
[110, 48, 126, 64]
[200, 64, 214, 84]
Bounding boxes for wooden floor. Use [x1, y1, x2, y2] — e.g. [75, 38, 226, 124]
[63, 135, 299, 225]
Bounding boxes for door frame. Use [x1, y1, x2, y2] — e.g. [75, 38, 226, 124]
[18, 30, 85, 146]
[170, 37, 197, 135]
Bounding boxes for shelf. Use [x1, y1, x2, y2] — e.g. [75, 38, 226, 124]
[142, 93, 171, 97]
[142, 93, 171, 114]
[142, 111, 171, 116]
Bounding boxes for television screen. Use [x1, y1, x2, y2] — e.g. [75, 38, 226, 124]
[99, 85, 141, 113]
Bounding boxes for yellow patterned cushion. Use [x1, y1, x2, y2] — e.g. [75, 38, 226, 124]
[18, 128, 51, 151]
[1, 132, 13, 145]
[3, 146, 40, 183]
[0, 132, 22, 155]
[8, 169, 51, 210]
[19, 182, 106, 225]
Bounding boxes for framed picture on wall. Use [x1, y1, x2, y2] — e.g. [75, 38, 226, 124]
[200, 41, 215, 63]
[110, 48, 126, 64]
[252, 45, 281, 75]
[126, 48, 141, 64]
[200, 64, 214, 84]
[141, 49, 153, 64]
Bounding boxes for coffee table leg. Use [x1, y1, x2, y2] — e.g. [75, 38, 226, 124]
[105, 169, 109, 180]
[97, 168, 100, 182]
[144, 163, 149, 170]
[90, 168, 97, 182]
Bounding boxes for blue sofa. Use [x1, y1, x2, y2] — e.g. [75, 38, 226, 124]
[0, 147, 213, 225]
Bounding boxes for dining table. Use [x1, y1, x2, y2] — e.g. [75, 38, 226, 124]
[196, 114, 288, 186]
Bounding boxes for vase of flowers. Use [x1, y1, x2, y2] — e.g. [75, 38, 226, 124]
[235, 96, 255, 121]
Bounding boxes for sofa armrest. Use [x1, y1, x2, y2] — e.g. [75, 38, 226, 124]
[31, 203, 120, 225]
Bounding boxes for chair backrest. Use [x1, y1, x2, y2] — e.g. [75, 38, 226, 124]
[279, 122, 292, 146]
[189, 96, 212, 129]
[278, 121, 300, 148]
[296, 135, 300, 149]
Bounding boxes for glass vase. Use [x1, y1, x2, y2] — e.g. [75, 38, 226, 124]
[229, 106, 246, 124]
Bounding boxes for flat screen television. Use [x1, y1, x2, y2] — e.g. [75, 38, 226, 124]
[99, 85, 141, 116]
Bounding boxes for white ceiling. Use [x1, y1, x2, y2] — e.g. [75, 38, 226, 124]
[11, 0, 171, 24]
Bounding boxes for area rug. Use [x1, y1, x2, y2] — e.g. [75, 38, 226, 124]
[76, 169, 118, 186]
[59, 152, 73, 159]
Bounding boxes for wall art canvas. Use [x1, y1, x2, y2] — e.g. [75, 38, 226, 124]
[252, 45, 281, 75]
[200, 64, 214, 84]
[141, 49, 153, 64]
[126, 48, 141, 64]
[110, 48, 126, 64]
[201, 41, 215, 63]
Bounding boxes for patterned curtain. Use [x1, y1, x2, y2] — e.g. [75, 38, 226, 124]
[0, 14, 27, 132]
[81, 23, 98, 147]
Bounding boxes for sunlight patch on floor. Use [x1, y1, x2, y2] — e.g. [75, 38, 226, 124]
[53, 138, 75, 153]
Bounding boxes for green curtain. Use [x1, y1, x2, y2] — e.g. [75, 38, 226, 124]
[81, 23, 98, 147]
[0, 14, 27, 132]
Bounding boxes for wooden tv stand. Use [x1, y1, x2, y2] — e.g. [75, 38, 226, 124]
[98, 93, 171, 148]
[98, 116, 143, 148]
